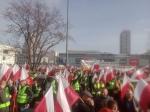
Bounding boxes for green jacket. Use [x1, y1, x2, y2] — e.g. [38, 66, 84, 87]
[17, 85, 32, 104]
[0, 86, 11, 109]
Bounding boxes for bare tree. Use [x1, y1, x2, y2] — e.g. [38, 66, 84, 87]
[4, 0, 66, 70]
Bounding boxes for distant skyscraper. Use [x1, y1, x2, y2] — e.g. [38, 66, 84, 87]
[120, 30, 131, 55]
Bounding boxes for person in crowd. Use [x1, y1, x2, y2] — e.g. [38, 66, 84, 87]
[72, 90, 95, 112]
[106, 79, 122, 110]
[121, 89, 138, 112]
[71, 74, 81, 93]
[8, 79, 16, 112]
[0, 81, 11, 112]
[31, 78, 42, 107]
[94, 88, 112, 112]
[17, 80, 33, 112]
[99, 99, 119, 112]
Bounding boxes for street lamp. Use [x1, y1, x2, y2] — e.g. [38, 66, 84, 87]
[66, 0, 69, 65]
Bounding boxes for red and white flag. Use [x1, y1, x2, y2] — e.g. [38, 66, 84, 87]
[121, 74, 130, 100]
[62, 77, 80, 107]
[97, 69, 105, 82]
[23, 63, 30, 73]
[63, 69, 70, 80]
[20, 68, 29, 81]
[104, 67, 115, 83]
[132, 69, 145, 80]
[91, 63, 100, 73]
[57, 77, 73, 112]
[0, 64, 12, 81]
[54, 100, 63, 112]
[12, 64, 21, 81]
[34, 86, 54, 112]
[134, 79, 150, 111]
[126, 67, 136, 76]
[81, 60, 91, 70]
[57, 77, 71, 112]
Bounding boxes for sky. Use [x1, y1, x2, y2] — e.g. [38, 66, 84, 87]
[0, 0, 150, 54]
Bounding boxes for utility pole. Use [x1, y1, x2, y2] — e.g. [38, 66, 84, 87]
[66, 0, 69, 65]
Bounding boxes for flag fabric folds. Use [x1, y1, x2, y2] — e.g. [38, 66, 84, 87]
[34, 86, 54, 112]
[134, 79, 150, 112]
[121, 74, 130, 100]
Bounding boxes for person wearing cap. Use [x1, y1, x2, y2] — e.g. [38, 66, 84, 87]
[72, 90, 95, 112]
[17, 80, 33, 112]
[0, 81, 11, 112]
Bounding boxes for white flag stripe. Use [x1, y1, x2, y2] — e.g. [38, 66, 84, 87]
[122, 74, 130, 88]
[13, 64, 20, 74]
[134, 79, 148, 102]
[46, 86, 54, 112]
[20, 68, 28, 81]
[0, 64, 10, 79]
[57, 77, 71, 112]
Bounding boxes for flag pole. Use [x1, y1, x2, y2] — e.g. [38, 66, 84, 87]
[66, 0, 69, 65]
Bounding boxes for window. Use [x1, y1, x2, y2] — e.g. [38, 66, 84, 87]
[3, 56, 6, 60]
[3, 50, 9, 54]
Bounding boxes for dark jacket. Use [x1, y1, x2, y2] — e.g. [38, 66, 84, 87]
[121, 98, 138, 112]
[72, 100, 95, 112]
[94, 96, 112, 112]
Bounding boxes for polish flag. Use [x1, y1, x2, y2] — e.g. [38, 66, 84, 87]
[61, 78, 80, 107]
[0, 64, 12, 81]
[57, 76, 79, 112]
[63, 69, 73, 84]
[81, 60, 91, 71]
[91, 63, 100, 73]
[12, 64, 21, 81]
[121, 74, 130, 100]
[54, 99, 63, 112]
[104, 67, 115, 83]
[132, 69, 145, 80]
[23, 63, 30, 72]
[62, 69, 69, 79]
[134, 79, 150, 112]
[34, 86, 54, 112]
[20, 68, 29, 81]
[57, 77, 71, 112]
[126, 67, 136, 76]
[98, 69, 105, 82]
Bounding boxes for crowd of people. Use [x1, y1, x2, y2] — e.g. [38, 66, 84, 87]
[0, 64, 150, 112]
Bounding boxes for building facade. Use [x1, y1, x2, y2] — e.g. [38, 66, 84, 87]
[0, 44, 17, 65]
[16, 47, 58, 66]
[58, 50, 150, 67]
[120, 30, 131, 55]
[59, 50, 116, 66]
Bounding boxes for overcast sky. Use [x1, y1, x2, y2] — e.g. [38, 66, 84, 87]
[0, 0, 150, 54]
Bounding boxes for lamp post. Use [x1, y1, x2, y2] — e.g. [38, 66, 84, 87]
[66, 0, 69, 65]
